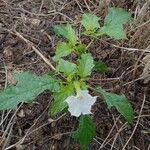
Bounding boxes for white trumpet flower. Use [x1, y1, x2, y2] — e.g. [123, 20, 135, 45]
[65, 90, 97, 117]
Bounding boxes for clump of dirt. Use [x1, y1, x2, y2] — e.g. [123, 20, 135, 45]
[0, 0, 150, 150]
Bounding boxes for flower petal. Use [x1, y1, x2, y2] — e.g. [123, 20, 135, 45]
[66, 96, 82, 117]
[65, 90, 97, 117]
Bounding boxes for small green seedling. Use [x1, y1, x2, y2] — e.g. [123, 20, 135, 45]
[0, 7, 133, 150]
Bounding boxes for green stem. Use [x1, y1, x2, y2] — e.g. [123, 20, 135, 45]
[73, 81, 81, 91]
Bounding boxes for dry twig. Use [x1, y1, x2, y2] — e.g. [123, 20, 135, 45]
[13, 31, 56, 71]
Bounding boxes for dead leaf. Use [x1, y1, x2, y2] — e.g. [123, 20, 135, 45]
[6, 65, 22, 85]
[30, 18, 40, 26]
[21, 13, 40, 26]
[52, 134, 63, 140]
[17, 109, 25, 118]
[3, 46, 13, 58]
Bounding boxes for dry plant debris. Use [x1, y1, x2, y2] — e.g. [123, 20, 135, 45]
[0, 0, 150, 150]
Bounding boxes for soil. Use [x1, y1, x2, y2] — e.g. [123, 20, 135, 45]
[0, 0, 150, 150]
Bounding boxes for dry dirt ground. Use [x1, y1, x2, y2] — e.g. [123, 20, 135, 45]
[0, 0, 150, 150]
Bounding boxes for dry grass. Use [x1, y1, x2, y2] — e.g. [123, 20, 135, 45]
[0, 0, 150, 149]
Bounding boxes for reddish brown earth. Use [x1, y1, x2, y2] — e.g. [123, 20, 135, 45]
[0, 0, 150, 150]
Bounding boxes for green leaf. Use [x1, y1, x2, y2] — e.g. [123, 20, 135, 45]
[54, 24, 78, 46]
[96, 87, 134, 124]
[54, 24, 68, 37]
[53, 42, 72, 61]
[97, 24, 127, 39]
[56, 59, 77, 76]
[0, 72, 60, 110]
[77, 53, 95, 78]
[105, 7, 131, 25]
[97, 7, 132, 39]
[93, 60, 109, 74]
[79, 80, 89, 90]
[75, 43, 87, 54]
[72, 115, 96, 150]
[66, 24, 78, 46]
[50, 84, 75, 116]
[81, 13, 100, 34]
